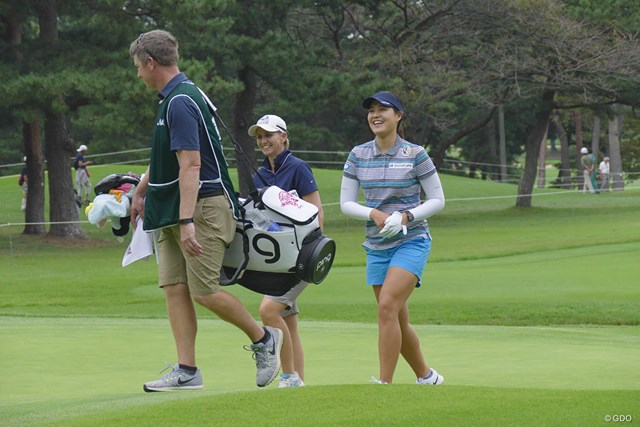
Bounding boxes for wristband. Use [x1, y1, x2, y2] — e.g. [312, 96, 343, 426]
[178, 218, 194, 225]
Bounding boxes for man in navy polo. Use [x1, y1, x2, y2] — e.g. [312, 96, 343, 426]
[129, 29, 282, 392]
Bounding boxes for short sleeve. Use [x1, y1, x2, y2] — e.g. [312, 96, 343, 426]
[166, 95, 201, 152]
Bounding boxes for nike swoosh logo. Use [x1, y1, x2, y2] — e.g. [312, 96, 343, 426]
[178, 377, 195, 385]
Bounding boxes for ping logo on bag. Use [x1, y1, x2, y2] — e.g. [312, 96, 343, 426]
[316, 252, 333, 274]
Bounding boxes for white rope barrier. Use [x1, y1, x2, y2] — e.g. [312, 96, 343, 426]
[2, 147, 638, 180]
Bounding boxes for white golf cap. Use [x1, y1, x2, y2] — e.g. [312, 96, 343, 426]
[580, 147, 588, 154]
[248, 115, 287, 136]
[77, 144, 88, 152]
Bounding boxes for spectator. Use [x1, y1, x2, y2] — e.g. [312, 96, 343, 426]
[19, 156, 28, 211]
[599, 156, 610, 191]
[580, 147, 595, 194]
[589, 148, 600, 193]
[74, 144, 93, 204]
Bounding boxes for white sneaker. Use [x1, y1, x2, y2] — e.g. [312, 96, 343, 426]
[370, 376, 388, 384]
[416, 368, 444, 385]
[278, 373, 304, 388]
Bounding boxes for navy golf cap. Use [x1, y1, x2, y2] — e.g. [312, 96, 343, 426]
[362, 91, 404, 112]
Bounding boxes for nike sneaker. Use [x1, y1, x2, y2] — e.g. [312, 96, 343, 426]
[278, 373, 305, 388]
[416, 368, 444, 385]
[143, 364, 204, 392]
[245, 326, 283, 387]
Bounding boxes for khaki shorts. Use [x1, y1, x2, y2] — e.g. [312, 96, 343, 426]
[157, 194, 236, 295]
[76, 168, 91, 192]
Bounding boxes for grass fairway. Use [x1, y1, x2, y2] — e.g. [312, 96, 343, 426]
[2, 317, 638, 426]
[0, 167, 638, 426]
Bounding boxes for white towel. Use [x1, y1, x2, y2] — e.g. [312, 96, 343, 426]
[122, 217, 154, 267]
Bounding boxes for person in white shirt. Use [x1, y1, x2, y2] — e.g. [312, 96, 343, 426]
[599, 157, 610, 191]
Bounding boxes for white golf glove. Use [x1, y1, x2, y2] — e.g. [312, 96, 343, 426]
[379, 211, 407, 239]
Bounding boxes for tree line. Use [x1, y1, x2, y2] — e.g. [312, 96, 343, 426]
[1, 0, 639, 238]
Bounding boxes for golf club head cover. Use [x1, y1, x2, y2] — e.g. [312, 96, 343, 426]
[112, 216, 131, 237]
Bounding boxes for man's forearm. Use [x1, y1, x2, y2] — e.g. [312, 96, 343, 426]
[177, 151, 201, 220]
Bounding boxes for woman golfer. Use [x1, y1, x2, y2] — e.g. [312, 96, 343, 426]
[340, 91, 445, 385]
[249, 114, 324, 388]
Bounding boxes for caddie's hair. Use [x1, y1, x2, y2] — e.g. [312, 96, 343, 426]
[129, 30, 179, 66]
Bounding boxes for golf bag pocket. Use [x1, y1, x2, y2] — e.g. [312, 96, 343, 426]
[295, 229, 336, 284]
[221, 267, 299, 296]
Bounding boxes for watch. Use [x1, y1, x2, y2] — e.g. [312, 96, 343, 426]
[402, 211, 414, 222]
[178, 218, 194, 225]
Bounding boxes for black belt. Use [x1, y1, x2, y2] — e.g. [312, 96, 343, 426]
[197, 188, 224, 200]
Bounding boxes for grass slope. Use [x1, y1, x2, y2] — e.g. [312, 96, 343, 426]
[2, 317, 638, 426]
[31, 387, 640, 427]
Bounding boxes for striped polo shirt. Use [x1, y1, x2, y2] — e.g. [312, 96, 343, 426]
[343, 136, 437, 250]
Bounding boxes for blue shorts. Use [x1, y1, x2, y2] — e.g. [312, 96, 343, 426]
[365, 235, 431, 287]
